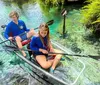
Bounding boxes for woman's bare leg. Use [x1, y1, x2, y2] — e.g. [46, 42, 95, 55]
[15, 29, 36, 57]
[36, 55, 53, 69]
[15, 36, 26, 57]
[51, 49, 62, 70]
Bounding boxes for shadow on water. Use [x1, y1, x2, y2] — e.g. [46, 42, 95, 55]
[0, 61, 4, 71]
[10, 58, 25, 65]
[0, 61, 3, 65]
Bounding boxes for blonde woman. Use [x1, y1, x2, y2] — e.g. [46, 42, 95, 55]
[30, 23, 63, 73]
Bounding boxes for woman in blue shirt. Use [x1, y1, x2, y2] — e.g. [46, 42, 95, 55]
[4, 11, 37, 57]
[30, 23, 62, 73]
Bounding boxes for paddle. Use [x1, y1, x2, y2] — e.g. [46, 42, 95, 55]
[1, 25, 7, 28]
[34, 20, 54, 30]
[49, 52, 100, 60]
[46, 20, 54, 25]
[0, 20, 54, 44]
[3, 45, 100, 60]
[0, 39, 11, 44]
[50, 52, 100, 60]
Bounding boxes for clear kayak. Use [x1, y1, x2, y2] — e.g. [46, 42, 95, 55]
[0, 28, 85, 85]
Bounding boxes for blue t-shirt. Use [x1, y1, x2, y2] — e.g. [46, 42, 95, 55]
[30, 36, 48, 55]
[4, 20, 30, 39]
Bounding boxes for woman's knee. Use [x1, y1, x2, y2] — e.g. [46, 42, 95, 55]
[55, 55, 62, 60]
[40, 61, 52, 69]
[29, 29, 35, 35]
[36, 55, 51, 69]
[15, 36, 21, 42]
[54, 49, 62, 59]
[40, 63, 50, 69]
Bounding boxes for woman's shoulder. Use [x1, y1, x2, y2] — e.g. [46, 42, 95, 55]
[7, 21, 13, 27]
[18, 20, 25, 23]
[32, 36, 40, 41]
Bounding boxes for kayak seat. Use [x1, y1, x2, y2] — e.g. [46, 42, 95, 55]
[9, 32, 31, 46]
[22, 39, 31, 46]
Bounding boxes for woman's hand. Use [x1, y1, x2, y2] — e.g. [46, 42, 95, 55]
[39, 49, 48, 54]
[8, 37, 13, 41]
[49, 48, 56, 56]
[50, 48, 55, 52]
[8, 37, 13, 40]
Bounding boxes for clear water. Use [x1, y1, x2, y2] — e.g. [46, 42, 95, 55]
[0, 0, 100, 85]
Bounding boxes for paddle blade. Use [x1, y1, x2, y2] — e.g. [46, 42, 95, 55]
[46, 20, 54, 25]
[34, 27, 38, 30]
[1, 25, 7, 28]
[89, 55, 100, 60]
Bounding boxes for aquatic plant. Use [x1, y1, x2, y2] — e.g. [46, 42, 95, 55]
[81, 0, 100, 37]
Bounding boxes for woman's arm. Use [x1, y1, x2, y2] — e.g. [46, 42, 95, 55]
[49, 41, 55, 52]
[30, 37, 39, 51]
[30, 37, 48, 54]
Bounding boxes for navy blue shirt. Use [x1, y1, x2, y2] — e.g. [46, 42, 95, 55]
[30, 36, 48, 55]
[4, 20, 30, 39]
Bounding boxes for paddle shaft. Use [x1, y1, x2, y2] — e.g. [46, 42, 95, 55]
[3, 45, 100, 58]
[49, 52, 100, 58]
[0, 39, 10, 44]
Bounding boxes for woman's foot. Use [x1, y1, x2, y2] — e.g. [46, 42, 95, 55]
[50, 67, 54, 74]
[60, 57, 65, 61]
[21, 50, 26, 57]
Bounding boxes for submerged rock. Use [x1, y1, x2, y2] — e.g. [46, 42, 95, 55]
[13, 77, 29, 85]
[0, 72, 29, 85]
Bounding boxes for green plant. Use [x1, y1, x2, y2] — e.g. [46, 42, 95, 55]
[81, 0, 100, 30]
[37, 0, 64, 6]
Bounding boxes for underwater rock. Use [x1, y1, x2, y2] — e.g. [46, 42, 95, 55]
[0, 72, 29, 85]
[71, 43, 81, 53]
[13, 77, 29, 85]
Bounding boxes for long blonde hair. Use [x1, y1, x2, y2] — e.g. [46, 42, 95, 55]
[38, 23, 50, 49]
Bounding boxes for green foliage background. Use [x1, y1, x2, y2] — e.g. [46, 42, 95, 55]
[81, 0, 100, 31]
[38, 0, 64, 6]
